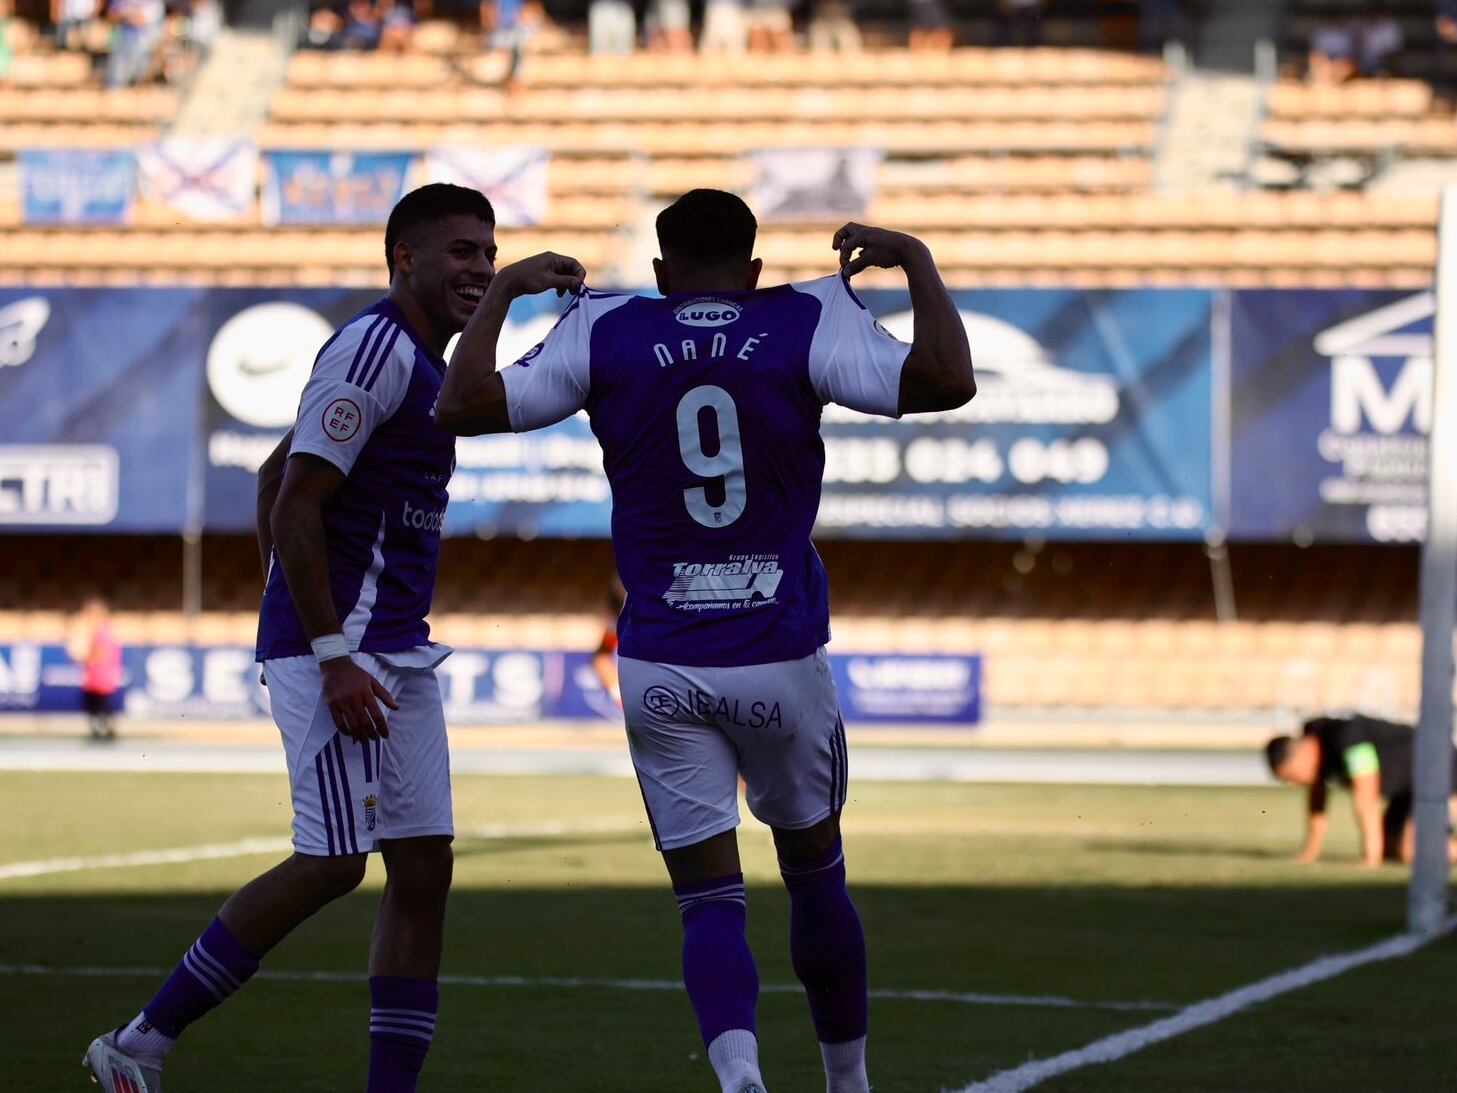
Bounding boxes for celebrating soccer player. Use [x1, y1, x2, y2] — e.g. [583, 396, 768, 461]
[85, 184, 498, 1093]
[435, 189, 974, 1093]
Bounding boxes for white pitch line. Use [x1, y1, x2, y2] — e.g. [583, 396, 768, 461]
[0, 963, 1173, 1014]
[0, 821, 645, 882]
[0, 838, 292, 881]
[950, 915, 1457, 1093]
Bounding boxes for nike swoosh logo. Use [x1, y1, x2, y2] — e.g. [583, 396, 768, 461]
[236, 359, 290, 377]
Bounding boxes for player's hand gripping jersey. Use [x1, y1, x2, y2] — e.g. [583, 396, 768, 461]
[257, 300, 456, 661]
[501, 274, 910, 667]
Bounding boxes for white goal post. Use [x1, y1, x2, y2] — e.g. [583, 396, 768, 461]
[1408, 184, 1457, 935]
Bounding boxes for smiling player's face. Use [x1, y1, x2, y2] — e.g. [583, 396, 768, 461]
[397, 215, 498, 339]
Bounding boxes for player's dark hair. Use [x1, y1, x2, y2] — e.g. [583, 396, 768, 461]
[1264, 735, 1296, 775]
[656, 189, 757, 269]
[384, 184, 495, 277]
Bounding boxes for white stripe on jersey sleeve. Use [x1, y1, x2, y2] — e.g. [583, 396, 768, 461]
[795, 274, 910, 419]
[500, 289, 633, 432]
[290, 312, 417, 477]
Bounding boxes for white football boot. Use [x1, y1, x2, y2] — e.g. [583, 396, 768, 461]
[83, 1031, 163, 1093]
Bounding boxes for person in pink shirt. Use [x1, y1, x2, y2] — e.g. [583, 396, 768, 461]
[74, 597, 123, 740]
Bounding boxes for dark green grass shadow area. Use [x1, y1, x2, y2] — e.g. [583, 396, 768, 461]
[450, 830, 644, 861]
[0, 876, 1420, 1092]
[1036, 935, 1457, 1093]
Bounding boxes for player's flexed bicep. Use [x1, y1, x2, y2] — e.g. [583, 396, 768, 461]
[290, 313, 414, 473]
[499, 289, 632, 431]
[801, 273, 912, 418]
[831, 223, 974, 415]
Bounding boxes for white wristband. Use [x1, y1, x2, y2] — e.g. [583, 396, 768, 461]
[311, 634, 350, 664]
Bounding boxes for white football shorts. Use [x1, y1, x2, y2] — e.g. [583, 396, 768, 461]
[618, 647, 848, 851]
[262, 650, 454, 856]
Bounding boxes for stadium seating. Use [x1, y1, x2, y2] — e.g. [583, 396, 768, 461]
[4, 33, 1446, 288]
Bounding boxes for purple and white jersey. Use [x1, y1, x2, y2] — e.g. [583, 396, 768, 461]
[501, 274, 910, 667]
[256, 299, 455, 661]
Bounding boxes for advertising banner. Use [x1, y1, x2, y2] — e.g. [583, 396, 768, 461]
[0, 643, 981, 725]
[20, 149, 135, 225]
[0, 286, 1214, 540]
[200, 289, 379, 530]
[1228, 290, 1432, 543]
[0, 289, 205, 531]
[830, 652, 981, 723]
[429, 287, 1214, 541]
[817, 288, 1214, 538]
[261, 151, 414, 225]
[200, 289, 577, 531]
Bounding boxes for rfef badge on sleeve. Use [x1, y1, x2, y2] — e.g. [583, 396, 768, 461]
[322, 397, 362, 442]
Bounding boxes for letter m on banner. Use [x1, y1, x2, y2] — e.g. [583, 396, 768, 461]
[1315, 292, 1436, 436]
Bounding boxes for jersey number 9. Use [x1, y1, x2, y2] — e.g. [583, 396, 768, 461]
[676, 385, 746, 528]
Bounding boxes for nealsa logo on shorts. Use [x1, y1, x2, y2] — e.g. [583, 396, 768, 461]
[663, 556, 783, 611]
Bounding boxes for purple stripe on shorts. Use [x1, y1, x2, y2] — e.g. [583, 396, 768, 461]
[315, 751, 337, 855]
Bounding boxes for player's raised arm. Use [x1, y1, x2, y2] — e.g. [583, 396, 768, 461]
[435, 251, 586, 436]
[834, 223, 974, 415]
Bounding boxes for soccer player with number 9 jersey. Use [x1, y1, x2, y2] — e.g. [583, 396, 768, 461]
[436, 189, 975, 1093]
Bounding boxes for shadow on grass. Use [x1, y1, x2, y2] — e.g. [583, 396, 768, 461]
[1087, 838, 1295, 861]
[451, 830, 644, 861]
[0, 875, 1425, 1093]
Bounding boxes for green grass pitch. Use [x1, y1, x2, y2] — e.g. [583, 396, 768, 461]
[3, 770, 1453, 1091]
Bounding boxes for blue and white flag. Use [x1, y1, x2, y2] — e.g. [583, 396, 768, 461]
[136, 139, 258, 222]
[424, 145, 550, 227]
[20, 149, 135, 225]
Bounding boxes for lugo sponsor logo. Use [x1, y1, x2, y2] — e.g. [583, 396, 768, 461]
[402, 500, 446, 532]
[674, 298, 742, 328]
[0, 445, 119, 525]
[664, 555, 783, 609]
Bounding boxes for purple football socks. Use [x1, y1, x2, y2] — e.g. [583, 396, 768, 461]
[780, 838, 868, 1045]
[675, 873, 759, 1045]
[368, 975, 439, 1093]
[118, 916, 260, 1058]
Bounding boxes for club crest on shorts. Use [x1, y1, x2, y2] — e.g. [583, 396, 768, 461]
[363, 793, 378, 832]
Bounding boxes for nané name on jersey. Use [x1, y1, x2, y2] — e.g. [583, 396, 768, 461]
[500, 275, 910, 668]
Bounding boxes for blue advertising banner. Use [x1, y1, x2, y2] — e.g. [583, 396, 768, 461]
[20, 149, 135, 225]
[1228, 290, 1432, 543]
[0, 286, 1212, 541]
[0, 289, 205, 531]
[262, 151, 414, 225]
[816, 289, 1214, 538]
[200, 289, 380, 530]
[831, 652, 981, 723]
[438, 288, 1215, 540]
[0, 644, 981, 725]
[199, 288, 579, 531]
